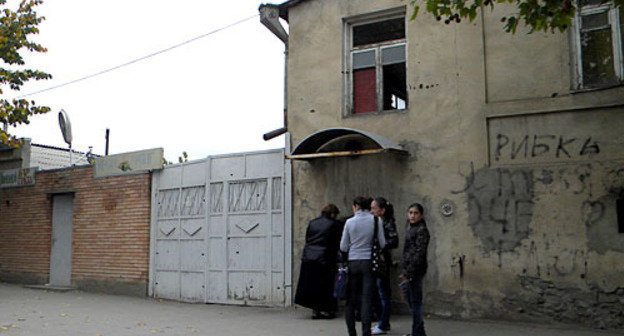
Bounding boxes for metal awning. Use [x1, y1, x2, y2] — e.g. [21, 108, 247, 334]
[287, 128, 408, 160]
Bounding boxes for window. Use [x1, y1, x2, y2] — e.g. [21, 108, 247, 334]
[574, 1, 624, 89]
[345, 13, 407, 114]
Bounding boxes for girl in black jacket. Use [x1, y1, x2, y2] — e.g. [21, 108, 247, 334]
[400, 203, 430, 336]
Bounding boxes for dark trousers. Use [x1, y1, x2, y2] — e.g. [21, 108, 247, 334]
[401, 274, 425, 336]
[345, 260, 374, 336]
[374, 275, 392, 330]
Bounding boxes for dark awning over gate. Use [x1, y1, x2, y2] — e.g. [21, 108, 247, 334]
[288, 128, 408, 160]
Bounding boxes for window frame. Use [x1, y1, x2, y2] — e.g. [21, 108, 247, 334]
[573, 1, 624, 89]
[343, 7, 408, 116]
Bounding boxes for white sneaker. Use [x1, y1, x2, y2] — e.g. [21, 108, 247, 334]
[371, 326, 387, 335]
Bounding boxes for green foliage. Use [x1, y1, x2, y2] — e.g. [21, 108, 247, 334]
[163, 151, 189, 165]
[407, 0, 624, 33]
[0, 0, 51, 146]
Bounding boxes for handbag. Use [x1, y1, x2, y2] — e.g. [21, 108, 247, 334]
[371, 217, 385, 276]
[333, 265, 348, 300]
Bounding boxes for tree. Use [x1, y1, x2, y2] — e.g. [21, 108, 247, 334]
[162, 151, 189, 165]
[408, 0, 624, 33]
[0, 0, 51, 146]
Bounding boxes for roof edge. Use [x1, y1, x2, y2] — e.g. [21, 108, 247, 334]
[260, 0, 312, 21]
[32, 143, 96, 156]
[291, 127, 407, 157]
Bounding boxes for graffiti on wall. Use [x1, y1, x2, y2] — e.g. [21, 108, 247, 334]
[452, 160, 624, 327]
[454, 162, 535, 252]
[493, 134, 600, 162]
[456, 162, 624, 254]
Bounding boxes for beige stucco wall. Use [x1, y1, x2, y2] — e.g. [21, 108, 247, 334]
[283, 0, 624, 328]
[0, 139, 31, 170]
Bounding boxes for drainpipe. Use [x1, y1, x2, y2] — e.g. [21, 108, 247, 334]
[259, 4, 289, 141]
[259, 4, 294, 305]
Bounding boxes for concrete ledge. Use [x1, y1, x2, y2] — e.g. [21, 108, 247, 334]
[0, 272, 146, 297]
[73, 278, 147, 297]
[24, 284, 75, 292]
[0, 271, 48, 285]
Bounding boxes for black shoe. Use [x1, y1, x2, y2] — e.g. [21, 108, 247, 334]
[417, 323, 427, 336]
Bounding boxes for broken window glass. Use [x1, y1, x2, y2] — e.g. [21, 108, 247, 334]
[382, 45, 407, 110]
[349, 16, 407, 114]
[576, 2, 623, 88]
[581, 26, 616, 86]
[353, 18, 405, 47]
[383, 63, 407, 110]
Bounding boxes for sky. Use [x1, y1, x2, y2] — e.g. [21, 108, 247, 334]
[8, 0, 286, 162]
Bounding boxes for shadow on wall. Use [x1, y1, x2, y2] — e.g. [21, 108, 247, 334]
[308, 152, 408, 219]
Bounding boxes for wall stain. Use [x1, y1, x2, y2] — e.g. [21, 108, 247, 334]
[503, 276, 624, 329]
[462, 166, 535, 252]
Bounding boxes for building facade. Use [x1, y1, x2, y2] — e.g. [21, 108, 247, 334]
[262, 0, 624, 328]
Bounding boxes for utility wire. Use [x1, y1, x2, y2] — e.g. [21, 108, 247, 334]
[15, 14, 259, 99]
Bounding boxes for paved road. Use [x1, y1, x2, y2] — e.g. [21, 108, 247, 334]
[0, 283, 620, 336]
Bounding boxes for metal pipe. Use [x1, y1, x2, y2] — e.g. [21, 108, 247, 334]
[259, 5, 289, 142]
[286, 149, 386, 160]
[105, 128, 110, 155]
[263, 127, 288, 141]
[283, 42, 288, 132]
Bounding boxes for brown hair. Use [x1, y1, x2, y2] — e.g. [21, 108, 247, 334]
[408, 202, 424, 215]
[321, 204, 340, 217]
[353, 196, 371, 210]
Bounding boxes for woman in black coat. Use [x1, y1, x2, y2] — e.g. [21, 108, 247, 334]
[295, 204, 342, 319]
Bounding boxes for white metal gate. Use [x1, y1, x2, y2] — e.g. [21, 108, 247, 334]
[149, 149, 292, 306]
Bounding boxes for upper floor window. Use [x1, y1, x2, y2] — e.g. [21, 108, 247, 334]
[345, 13, 407, 115]
[574, 0, 623, 89]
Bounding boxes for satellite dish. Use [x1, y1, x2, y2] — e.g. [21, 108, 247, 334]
[58, 109, 72, 146]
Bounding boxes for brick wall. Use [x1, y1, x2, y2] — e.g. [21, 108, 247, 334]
[0, 166, 151, 295]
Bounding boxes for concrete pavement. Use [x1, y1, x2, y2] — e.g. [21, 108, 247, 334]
[0, 283, 620, 336]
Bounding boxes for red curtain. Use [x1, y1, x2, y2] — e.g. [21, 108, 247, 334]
[353, 68, 376, 114]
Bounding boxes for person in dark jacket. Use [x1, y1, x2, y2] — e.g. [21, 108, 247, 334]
[295, 204, 342, 319]
[370, 197, 399, 335]
[400, 203, 430, 336]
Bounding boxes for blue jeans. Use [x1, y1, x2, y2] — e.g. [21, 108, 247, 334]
[401, 275, 425, 336]
[375, 276, 391, 330]
[345, 260, 374, 336]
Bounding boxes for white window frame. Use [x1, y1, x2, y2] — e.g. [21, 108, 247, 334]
[343, 7, 407, 116]
[573, 1, 624, 89]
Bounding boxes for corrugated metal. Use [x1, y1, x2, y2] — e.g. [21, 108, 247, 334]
[31, 144, 91, 170]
